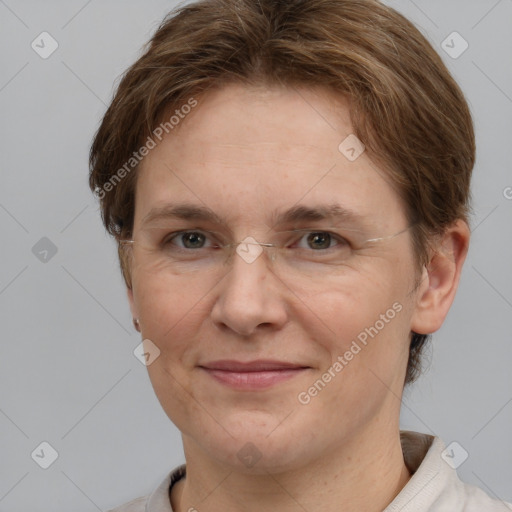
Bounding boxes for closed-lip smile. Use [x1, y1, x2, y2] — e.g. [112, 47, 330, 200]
[199, 360, 310, 389]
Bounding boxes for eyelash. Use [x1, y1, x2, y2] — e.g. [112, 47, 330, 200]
[161, 230, 350, 252]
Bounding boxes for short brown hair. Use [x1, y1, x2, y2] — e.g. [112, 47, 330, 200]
[89, 0, 475, 385]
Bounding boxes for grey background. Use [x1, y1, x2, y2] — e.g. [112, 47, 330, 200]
[0, 0, 511, 510]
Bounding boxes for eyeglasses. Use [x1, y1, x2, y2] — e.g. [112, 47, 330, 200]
[120, 224, 412, 285]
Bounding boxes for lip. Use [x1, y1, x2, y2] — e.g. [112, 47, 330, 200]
[199, 360, 310, 390]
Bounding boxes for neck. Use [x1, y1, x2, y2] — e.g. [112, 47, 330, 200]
[171, 425, 411, 512]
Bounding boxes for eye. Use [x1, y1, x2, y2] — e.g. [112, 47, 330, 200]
[163, 231, 214, 250]
[294, 231, 347, 251]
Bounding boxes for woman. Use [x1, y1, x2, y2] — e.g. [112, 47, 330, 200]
[89, 0, 511, 510]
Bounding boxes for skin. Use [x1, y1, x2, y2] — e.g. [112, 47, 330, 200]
[127, 83, 469, 512]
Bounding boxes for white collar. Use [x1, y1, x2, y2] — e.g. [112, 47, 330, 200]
[141, 431, 509, 512]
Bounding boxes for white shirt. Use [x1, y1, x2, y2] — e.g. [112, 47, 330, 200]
[108, 431, 511, 511]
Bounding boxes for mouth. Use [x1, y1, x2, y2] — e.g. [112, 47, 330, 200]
[199, 360, 310, 390]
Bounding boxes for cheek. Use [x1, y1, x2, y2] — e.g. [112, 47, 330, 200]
[134, 270, 206, 331]
[133, 273, 212, 432]
[293, 265, 413, 395]
[294, 281, 411, 421]
[295, 270, 403, 346]
[132, 272, 212, 382]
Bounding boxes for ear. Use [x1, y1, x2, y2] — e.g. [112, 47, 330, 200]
[410, 219, 470, 334]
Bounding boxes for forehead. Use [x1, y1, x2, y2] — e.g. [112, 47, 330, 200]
[134, 83, 407, 231]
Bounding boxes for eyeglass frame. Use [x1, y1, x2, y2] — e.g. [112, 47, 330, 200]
[118, 224, 414, 266]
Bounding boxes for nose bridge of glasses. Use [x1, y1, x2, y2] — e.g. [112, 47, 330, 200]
[226, 236, 279, 264]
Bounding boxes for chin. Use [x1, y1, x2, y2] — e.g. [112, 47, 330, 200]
[187, 411, 320, 474]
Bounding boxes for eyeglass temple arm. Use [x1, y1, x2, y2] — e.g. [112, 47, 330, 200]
[365, 226, 411, 243]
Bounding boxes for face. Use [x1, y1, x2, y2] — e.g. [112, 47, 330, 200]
[128, 83, 422, 473]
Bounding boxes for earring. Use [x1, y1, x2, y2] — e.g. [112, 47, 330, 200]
[133, 318, 140, 332]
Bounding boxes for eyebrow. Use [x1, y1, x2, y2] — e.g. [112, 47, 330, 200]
[140, 202, 367, 230]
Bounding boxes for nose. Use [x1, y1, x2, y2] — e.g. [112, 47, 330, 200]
[210, 242, 288, 337]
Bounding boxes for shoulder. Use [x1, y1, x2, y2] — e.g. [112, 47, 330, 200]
[388, 432, 511, 511]
[458, 481, 511, 511]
